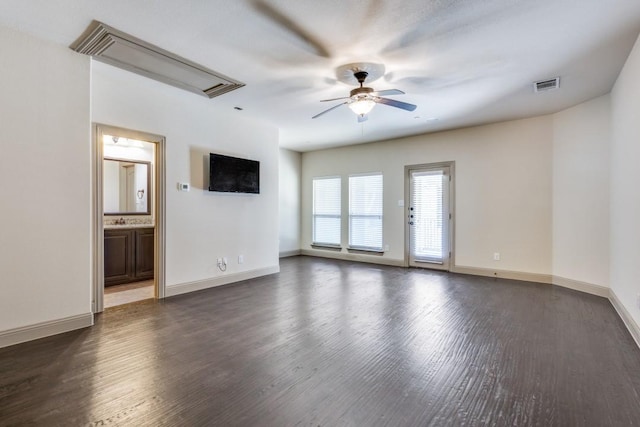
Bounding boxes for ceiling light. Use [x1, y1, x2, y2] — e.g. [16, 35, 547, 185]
[102, 134, 145, 148]
[348, 98, 376, 116]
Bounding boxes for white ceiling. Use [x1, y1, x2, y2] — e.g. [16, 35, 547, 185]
[1, 1, 640, 152]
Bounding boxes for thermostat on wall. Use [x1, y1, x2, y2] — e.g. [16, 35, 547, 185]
[178, 182, 190, 192]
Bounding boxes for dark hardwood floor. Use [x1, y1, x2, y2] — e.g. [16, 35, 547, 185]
[1, 256, 640, 426]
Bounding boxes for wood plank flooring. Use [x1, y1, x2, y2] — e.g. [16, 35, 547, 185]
[1, 256, 640, 426]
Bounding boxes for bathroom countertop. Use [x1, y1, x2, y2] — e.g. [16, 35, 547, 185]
[104, 224, 155, 230]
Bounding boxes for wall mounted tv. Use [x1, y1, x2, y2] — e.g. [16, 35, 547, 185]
[208, 153, 260, 194]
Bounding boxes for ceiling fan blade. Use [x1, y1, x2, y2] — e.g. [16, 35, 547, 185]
[371, 89, 404, 97]
[312, 102, 348, 119]
[251, 0, 330, 58]
[375, 97, 417, 112]
[320, 96, 350, 102]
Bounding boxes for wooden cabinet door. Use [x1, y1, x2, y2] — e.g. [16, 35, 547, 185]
[135, 228, 155, 280]
[104, 229, 135, 286]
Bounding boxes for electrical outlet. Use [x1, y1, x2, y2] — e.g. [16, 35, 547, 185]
[238, 255, 244, 264]
[223, 257, 228, 264]
[217, 258, 222, 264]
[493, 252, 500, 261]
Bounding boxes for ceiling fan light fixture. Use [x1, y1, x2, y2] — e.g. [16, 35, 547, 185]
[312, 64, 416, 121]
[348, 98, 376, 116]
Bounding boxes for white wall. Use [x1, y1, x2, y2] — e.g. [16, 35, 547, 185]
[552, 95, 611, 287]
[279, 148, 301, 256]
[91, 62, 280, 289]
[301, 116, 553, 275]
[610, 33, 640, 328]
[0, 25, 91, 332]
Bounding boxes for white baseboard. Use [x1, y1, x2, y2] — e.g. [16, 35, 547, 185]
[451, 265, 552, 284]
[452, 267, 612, 298]
[279, 249, 301, 258]
[0, 313, 94, 349]
[551, 275, 609, 297]
[165, 265, 280, 298]
[299, 254, 612, 300]
[300, 249, 405, 267]
[609, 289, 640, 350]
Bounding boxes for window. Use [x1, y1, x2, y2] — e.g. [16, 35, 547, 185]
[312, 177, 341, 246]
[349, 173, 383, 251]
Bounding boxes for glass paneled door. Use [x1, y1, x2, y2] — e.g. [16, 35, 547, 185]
[407, 165, 452, 270]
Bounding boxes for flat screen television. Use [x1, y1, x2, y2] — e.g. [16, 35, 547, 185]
[208, 153, 260, 194]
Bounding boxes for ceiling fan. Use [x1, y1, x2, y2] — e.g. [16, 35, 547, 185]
[312, 70, 417, 122]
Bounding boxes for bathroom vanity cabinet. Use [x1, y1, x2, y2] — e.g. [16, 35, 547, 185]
[104, 227, 154, 286]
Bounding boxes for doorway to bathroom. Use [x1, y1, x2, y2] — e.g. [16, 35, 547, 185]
[93, 124, 166, 312]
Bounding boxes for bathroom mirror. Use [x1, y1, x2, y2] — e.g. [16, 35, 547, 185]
[103, 158, 151, 215]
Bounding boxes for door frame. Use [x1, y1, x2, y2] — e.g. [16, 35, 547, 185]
[404, 161, 455, 270]
[92, 123, 166, 313]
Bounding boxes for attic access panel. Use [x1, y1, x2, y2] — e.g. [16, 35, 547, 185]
[71, 21, 244, 98]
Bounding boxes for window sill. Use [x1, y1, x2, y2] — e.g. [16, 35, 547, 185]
[347, 247, 384, 256]
[311, 244, 342, 251]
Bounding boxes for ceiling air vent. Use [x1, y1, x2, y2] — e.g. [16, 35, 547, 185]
[71, 21, 244, 99]
[534, 77, 560, 93]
